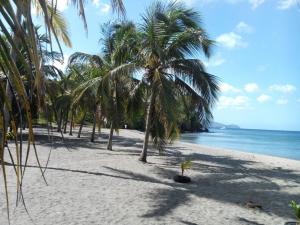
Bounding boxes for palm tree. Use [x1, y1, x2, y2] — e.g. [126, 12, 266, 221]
[69, 21, 138, 149]
[68, 53, 104, 142]
[134, 1, 219, 162]
[101, 22, 139, 150]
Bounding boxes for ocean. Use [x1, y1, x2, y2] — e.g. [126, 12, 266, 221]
[180, 128, 300, 160]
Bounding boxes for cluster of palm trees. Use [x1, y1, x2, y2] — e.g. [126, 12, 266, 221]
[0, 0, 219, 220]
[51, 2, 219, 163]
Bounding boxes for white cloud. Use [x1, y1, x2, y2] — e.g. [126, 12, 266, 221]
[220, 83, 241, 93]
[56, 0, 70, 11]
[32, 0, 70, 15]
[52, 54, 70, 72]
[235, 21, 254, 34]
[269, 84, 296, 93]
[100, 3, 111, 13]
[249, 0, 265, 9]
[276, 98, 289, 105]
[277, 0, 298, 10]
[244, 83, 259, 93]
[31, 0, 70, 16]
[257, 94, 271, 103]
[92, 0, 111, 13]
[218, 95, 250, 109]
[216, 32, 248, 49]
[203, 53, 226, 67]
[173, 0, 266, 9]
[93, 0, 101, 7]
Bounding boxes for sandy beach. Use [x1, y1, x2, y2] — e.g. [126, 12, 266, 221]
[1, 127, 300, 225]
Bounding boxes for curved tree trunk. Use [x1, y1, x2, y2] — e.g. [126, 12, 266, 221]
[107, 123, 114, 150]
[77, 112, 86, 138]
[139, 93, 155, 162]
[91, 106, 97, 142]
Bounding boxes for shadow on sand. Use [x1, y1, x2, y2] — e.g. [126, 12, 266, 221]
[13, 128, 300, 223]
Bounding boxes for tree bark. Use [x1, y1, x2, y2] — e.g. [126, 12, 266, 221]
[63, 107, 69, 134]
[107, 123, 113, 150]
[77, 112, 86, 138]
[69, 112, 74, 136]
[91, 106, 97, 142]
[63, 119, 68, 134]
[139, 93, 155, 162]
[57, 109, 63, 132]
[97, 106, 102, 134]
[107, 81, 117, 150]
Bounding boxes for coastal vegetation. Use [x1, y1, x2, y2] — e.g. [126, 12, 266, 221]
[0, 0, 219, 221]
[0, 0, 125, 220]
[290, 201, 300, 224]
[65, 2, 219, 162]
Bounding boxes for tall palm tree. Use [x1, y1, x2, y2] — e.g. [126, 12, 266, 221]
[134, 1, 219, 162]
[101, 22, 139, 150]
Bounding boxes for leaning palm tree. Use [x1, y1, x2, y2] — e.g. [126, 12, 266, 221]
[134, 1, 219, 162]
[101, 21, 139, 150]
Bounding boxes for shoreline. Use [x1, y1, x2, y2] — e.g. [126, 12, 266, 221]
[178, 139, 300, 164]
[124, 128, 300, 165]
[179, 128, 300, 162]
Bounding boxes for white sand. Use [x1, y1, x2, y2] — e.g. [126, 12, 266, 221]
[1, 127, 300, 225]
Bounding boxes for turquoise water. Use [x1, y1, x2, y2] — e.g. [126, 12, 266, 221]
[180, 129, 300, 160]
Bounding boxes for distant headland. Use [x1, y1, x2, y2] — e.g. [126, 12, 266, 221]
[210, 122, 241, 130]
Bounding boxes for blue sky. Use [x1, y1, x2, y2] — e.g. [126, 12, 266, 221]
[46, 0, 300, 131]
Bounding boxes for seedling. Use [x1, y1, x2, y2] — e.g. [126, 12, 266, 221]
[6, 132, 15, 140]
[290, 200, 300, 225]
[180, 160, 192, 176]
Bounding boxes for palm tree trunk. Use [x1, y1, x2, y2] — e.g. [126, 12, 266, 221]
[63, 119, 68, 134]
[107, 123, 114, 150]
[97, 106, 102, 134]
[139, 93, 155, 162]
[63, 107, 69, 134]
[57, 109, 63, 132]
[69, 112, 74, 136]
[77, 112, 86, 138]
[91, 106, 97, 142]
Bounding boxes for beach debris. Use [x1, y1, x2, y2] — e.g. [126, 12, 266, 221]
[245, 201, 263, 210]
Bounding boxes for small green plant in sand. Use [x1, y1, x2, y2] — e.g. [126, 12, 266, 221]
[181, 160, 192, 176]
[290, 200, 300, 224]
[6, 132, 15, 141]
